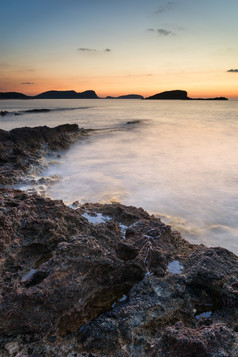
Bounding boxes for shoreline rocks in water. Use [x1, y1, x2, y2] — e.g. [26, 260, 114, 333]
[0, 191, 238, 356]
[0, 123, 238, 356]
[0, 124, 88, 185]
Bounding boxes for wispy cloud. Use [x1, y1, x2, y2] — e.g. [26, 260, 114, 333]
[155, 1, 173, 14]
[146, 28, 176, 36]
[78, 48, 97, 52]
[227, 69, 238, 72]
[21, 82, 34, 85]
[157, 28, 175, 36]
[78, 48, 111, 53]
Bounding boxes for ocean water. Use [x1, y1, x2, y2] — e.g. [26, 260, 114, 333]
[1, 99, 238, 254]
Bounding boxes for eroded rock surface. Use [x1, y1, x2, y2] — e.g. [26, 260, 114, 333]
[0, 190, 238, 356]
[0, 124, 88, 185]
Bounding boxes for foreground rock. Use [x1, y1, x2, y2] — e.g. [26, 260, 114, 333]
[0, 189, 238, 356]
[0, 124, 88, 185]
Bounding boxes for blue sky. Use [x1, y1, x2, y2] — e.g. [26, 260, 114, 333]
[1, 0, 238, 97]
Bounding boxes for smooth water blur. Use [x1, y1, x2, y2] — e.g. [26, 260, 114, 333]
[1, 99, 238, 253]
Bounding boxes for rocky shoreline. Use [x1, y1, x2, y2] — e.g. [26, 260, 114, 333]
[0, 124, 89, 186]
[1, 124, 238, 356]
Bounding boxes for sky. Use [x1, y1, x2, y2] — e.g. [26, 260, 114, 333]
[0, 0, 238, 98]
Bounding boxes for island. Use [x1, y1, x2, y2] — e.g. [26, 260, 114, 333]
[146, 90, 189, 100]
[106, 94, 144, 99]
[0, 89, 99, 100]
[146, 89, 228, 100]
[0, 89, 228, 101]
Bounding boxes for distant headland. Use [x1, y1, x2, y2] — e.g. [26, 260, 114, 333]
[0, 89, 228, 100]
[106, 94, 144, 100]
[0, 90, 98, 100]
[146, 90, 228, 101]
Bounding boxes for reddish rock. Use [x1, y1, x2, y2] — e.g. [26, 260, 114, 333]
[1, 190, 238, 356]
[0, 124, 88, 185]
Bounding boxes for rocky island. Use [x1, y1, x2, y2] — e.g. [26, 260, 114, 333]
[106, 94, 144, 99]
[0, 124, 238, 356]
[146, 90, 228, 100]
[0, 90, 99, 100]
[0, 89, 228, 101]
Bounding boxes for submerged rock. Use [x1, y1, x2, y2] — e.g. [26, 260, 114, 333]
[0, 191, 238, 356]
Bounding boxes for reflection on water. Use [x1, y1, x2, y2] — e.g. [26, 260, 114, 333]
[1, 99, 238, 254]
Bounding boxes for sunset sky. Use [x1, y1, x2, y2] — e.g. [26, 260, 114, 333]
[0, 0, 238, 98]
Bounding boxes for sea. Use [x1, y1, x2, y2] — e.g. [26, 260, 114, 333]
[1, 98, 238, 254]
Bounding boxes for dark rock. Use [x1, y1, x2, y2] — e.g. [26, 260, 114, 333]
[146, 90, 189, 100]
[146, 90, 228, 101]
[47, 336, 57, 342]
[1, 193, 238, 355]
[160, 321, 234, 356]
[106, 94, 144, 99]
[0, 111, 8, 116]
[126, 120, 141, 125]
[0, 124, 88, 185]
[0, 92, 30, 99]
[0, 89, 99, 100]
[34, 90, 98, 99]
[24, 108, 51, 113]
[194, 97, 228, 101]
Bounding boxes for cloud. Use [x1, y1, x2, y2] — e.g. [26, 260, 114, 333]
[21, 82, 34, 85]
[227, 69, 238, 72]
[157, 28, 175, 36]
[78, 48, 111, 53]
[146, 28, 175, 36]
[78, 48, 97, 52]
[155, 1, 173, 14]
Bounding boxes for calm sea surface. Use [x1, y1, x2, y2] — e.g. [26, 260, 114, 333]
[1, 99, 238, 253]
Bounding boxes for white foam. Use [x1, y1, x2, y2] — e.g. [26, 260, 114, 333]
[195, 311, 212, 320]
[82, 212, 111, 224]
[168, 260, 184, 274]
[118, 223, 128, 239]
[112, 294, 128, 308]
[22, 268, 37, 282]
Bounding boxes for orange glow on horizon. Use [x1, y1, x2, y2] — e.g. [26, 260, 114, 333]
[0, 75, 237, 99]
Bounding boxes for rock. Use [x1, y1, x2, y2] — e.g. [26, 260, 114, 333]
[0, 111, 8, 116]
[24, 109, 51, 113]
[0, 92, 30, 99]
[194, 97, 228, 101]
[146, 90, 228, 101]
[1, 191, 238, 355]
[106, 94, 144, 99]
[160, 321, 235, 356]
[4, 342, 19, 355]
[0, 124, 88, 185]
[146, 90, 189, 100]
[34, 90, 98, 99]
[0, 90, 99, 100]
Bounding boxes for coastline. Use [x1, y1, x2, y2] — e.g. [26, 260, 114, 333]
[1, 124, 238, 356]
